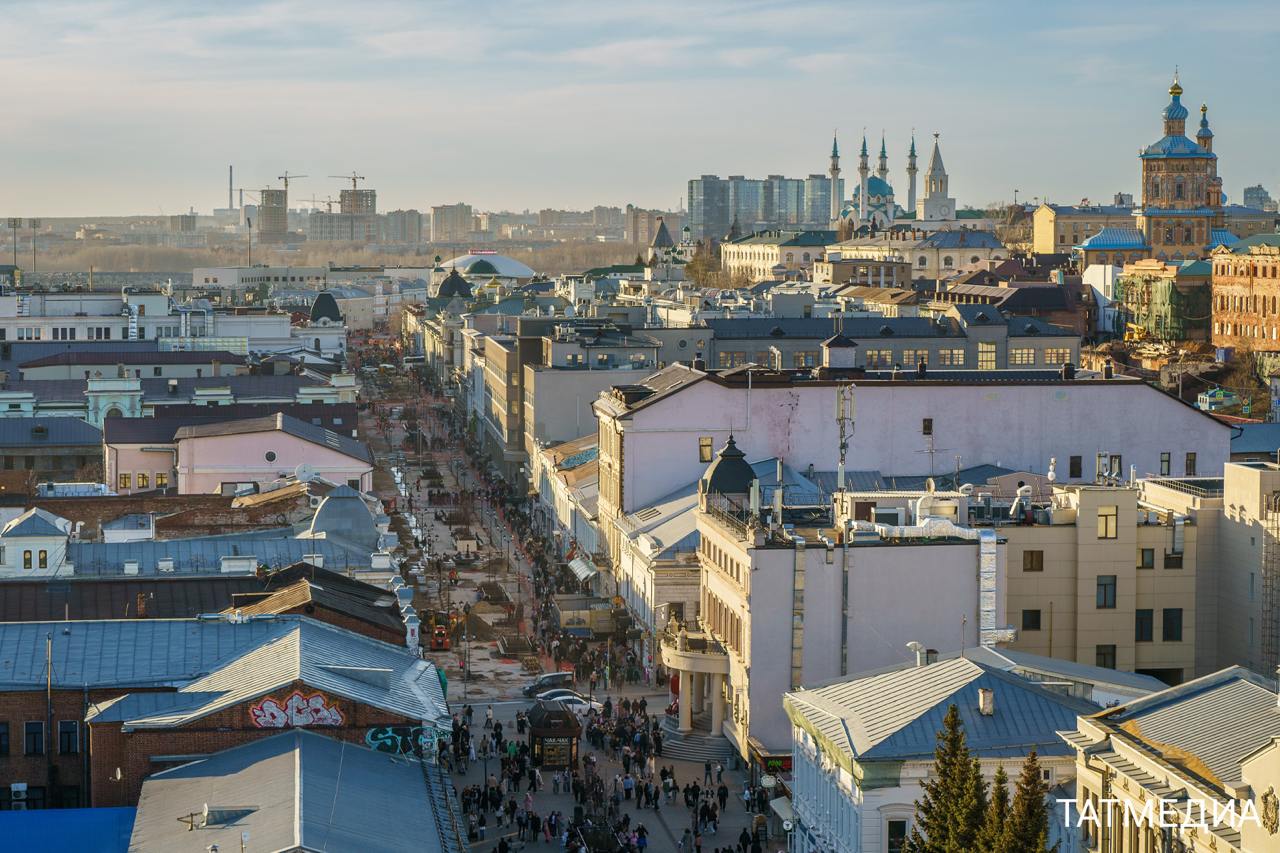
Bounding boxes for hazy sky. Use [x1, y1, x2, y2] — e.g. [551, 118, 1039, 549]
[4, 0, 1279, 217]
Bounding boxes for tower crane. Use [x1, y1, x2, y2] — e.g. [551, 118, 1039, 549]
[277, 171, 307, 191]
[299, 196, 338, 213]
[329, 172, 366, 190]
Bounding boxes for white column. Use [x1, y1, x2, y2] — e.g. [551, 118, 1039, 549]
[710, 673, 725, 735]
[678, 670, 693, 732]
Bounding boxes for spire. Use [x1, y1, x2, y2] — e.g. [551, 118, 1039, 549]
[879, 133, 886, 158]
[831, 132, 839, 159]
[860, 134, 868, 158]
[926, 132, 946, 176]
[909, 133, 917, 158]
[1197, 103, 1214, 152]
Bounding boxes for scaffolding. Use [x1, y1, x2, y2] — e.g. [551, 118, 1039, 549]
[1262, 491, 1280, 672]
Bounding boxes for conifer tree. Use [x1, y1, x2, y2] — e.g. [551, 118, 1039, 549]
[903, 705, 988, 853]
[1005, 750, 1054, 853]
[977, 765, 1011, 853]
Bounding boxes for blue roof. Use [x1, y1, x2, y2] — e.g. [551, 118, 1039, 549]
[854, 176, 894, 198]
[1208, 228, 1239, 248]
[1076, 227, 1150, 251]
[0, 417, 101, 447]
[67, 533, 372, 577]
[1162, 92, 1189, 121]
[1231, 422, 1280, 455]
[0, 807, 134, 853]
[1142, 135, 1213, 159]
[1, 508, 67, 538]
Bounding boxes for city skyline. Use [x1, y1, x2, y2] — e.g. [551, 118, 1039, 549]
[4, 0, 1279, 217]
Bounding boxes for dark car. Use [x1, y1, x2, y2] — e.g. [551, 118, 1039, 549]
[522, 671, 574, 697]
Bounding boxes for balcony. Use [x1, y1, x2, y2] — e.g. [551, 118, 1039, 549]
[659, 623, 730, 675]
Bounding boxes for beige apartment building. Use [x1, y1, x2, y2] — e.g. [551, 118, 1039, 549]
[1003, 484, 1198, 686]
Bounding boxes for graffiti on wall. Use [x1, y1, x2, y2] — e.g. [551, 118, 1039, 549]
[250, 691, 345, 728]
[364, 725, 437, 755]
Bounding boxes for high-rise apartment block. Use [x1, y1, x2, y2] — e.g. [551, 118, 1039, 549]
[256, 188, 289, 243]
[687, 173, 841, 239]
[339, 188, 377, 215]
[430, 203, 474, 243]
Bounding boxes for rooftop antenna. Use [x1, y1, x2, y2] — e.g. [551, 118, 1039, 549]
[836, 383, 855, 491]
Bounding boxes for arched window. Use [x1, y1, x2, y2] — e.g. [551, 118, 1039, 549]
[802, 252, 811, 263]
[785, 253, 794, 263]
[970, 256, 979, 264]
[1175, 182, 1184, 200]
[1164, 227, 1173, 243]
[105, 407, 122, 419]
[917, 256, 927, 267]
[943, 256, 954, 268]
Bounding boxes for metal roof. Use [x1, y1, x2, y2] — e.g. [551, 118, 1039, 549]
[0, 576, 263, 621]
[94, 618, 446, 729]
[129, 730, 465, 853]
[19, 350, 244, 369]
[1231, 422, 1280, 455]
[172, 412, 372, 464]
[785, 657, 1096, 763]
[0, 417, 101, 447]
[1075, 227, 1150, 251]
[1096, 666, 1280, 787]
[1, 507, 68, 537]
[918, 230, 1002, 249]
[67, 533, 371, 577]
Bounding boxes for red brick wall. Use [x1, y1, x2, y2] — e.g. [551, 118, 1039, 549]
[281, 603, 404, 646]
[90, 680, 420, 807]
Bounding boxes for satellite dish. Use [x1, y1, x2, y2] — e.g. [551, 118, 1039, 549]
[295, 463, 316, 483]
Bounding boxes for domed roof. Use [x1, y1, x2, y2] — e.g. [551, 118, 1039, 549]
[701, 435, 756, 496]
[854, 176, 894, 199]
[437, 269, 472, 299]
[440, 253, 535, 279]
[1197, 104, 1214, 139]
[308, 291, 343, 325]
[1162, 79, 1188, 121]
[305, 484, 379, 550]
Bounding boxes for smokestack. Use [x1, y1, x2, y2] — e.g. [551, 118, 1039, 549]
[228, 165, 234, 210]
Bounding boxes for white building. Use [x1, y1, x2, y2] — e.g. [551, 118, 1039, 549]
[784, 652, 1144, 853]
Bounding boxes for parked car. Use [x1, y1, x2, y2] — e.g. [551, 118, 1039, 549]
[522, 670, 574, 698]
[536, 691, 603, 716]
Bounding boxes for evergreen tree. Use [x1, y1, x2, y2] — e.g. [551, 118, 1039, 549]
[903, 705, 988, 853]
[977, 765, 1011, 853]
[1005, 750, 1054, 853]
[633, 253, 646, 267]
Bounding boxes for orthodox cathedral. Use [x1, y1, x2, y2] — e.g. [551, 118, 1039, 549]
[829, 132, 957, 231]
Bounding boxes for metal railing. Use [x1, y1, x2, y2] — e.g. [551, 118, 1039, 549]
[1142, 477, 1224, 498]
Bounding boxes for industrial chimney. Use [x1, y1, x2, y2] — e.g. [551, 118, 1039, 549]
[228, 165, 234, 210]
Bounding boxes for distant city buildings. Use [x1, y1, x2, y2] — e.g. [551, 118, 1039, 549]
[430, 202, 475, 243]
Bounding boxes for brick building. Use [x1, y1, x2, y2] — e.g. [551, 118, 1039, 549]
[1211, 238, 1280, 352]
[0, 616, 446, 810]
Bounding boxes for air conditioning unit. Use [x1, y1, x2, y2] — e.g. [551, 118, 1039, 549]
[157, 558, 175, 573]
[10, 782, 27, 809]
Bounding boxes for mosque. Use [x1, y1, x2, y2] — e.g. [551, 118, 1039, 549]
[829, 132, 960, 231]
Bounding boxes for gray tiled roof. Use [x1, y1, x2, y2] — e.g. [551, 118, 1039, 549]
[67, 530, 372, 577]
[19, 350, 244, 369]
[129, 731, 465, 853]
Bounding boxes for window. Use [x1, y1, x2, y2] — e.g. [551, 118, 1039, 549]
[24, 721, 43, 755]
[698, 437, 713, 463]
[1136, 609, 1153, 642]
[1138, 548, 1155, 569]
[1009, 348, 1035, 366]
[152, 366, 162, 377]
[264, 451, 277, 463]
[0, 723, 8, 755]
[937, 349, 965, 367]
[155, 472, 168, 489]
[1022, 609, 1042, 631]
[38, 550, 47, 569]
[1097, 506, 1118, 539]
[58, 721, 78, 755]
[136, 473, 148, 489]
[864, 349, 892, 368]
[22, 551, 31, 570]
[887, 819, 908, 853]
[902, 349, 927, 367]
[917, 256, 927, 268]
[1185, 452, 1196, 476]
[1096, 575, 1117, 609]
[1160, 452, 1170, 476]
[1022, 550, 1044, 572]
[922, 418, 933, 436]
[1069, 456, 1082, 479]
[942, 255, 954, 268]
[791, 351, 818, 368]
[1096, 644, 1117, 669]
[977, 342, 997, 370]
[118, 473, 131, 490]
[1163, 608, 1183, 642]
[1045, 347, 1071, 366]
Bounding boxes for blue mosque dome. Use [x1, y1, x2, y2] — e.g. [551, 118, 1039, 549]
[855, 176, 894, 199]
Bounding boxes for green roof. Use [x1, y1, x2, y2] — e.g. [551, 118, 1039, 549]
[956, 209, 986, 219]
[581, 264, 645, 277]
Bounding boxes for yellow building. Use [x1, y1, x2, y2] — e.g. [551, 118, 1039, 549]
[1003, 484, 1197, 685]
[1033, 203, 1136, 255]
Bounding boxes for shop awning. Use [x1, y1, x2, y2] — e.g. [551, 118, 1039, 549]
[769, 796, 795, 823]
[568, 556, 599, 582]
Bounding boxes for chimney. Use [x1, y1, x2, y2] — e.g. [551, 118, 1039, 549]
[1059, 361, 1075, 380]
[1103, 358, 1114, 380]
[776, 457, 784, 485]
[977, 687, 995, 716]
[211, 359, 221, 378]
[136, 592, 148, 618]
[916, 359, 927, 379]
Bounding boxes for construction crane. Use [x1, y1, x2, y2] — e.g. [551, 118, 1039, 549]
[299, 196, 338, 213]
[329, 172, 365, 190]
[277, 171, 307, 191]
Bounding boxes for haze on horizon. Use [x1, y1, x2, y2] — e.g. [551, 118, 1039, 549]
[3, 0, 1278, 218]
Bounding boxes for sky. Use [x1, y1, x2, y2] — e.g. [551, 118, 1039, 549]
[3, 0, 1279, 217]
